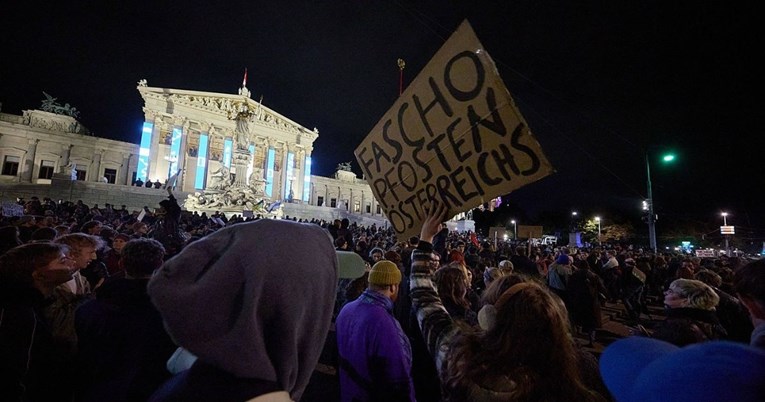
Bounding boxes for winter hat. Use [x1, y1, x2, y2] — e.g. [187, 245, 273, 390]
[498, 260, 514, 272]
[600, 337, 765, 402]
[368, 260, 402, 286]
[556, 254, 570, 264]
[148, 219, 337, 401]
[336, 251, 366, 279]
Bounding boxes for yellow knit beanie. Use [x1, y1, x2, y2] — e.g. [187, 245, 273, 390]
[368, 260, 402, 286]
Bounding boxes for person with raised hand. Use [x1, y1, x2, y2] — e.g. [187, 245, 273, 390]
[410, 203, 605, 401]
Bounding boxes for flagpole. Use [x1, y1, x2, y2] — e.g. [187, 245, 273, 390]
[397, 59, 406, 96]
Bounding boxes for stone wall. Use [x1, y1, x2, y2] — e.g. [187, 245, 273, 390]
[0, 177, 390, 227]
[0, 177, 187, 213]
[282, 202, 389, 227]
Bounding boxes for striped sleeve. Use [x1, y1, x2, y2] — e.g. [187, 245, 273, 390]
[409, 241, 458, 375]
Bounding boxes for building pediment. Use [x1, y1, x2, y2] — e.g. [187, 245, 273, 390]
[138, 85, 318, 140]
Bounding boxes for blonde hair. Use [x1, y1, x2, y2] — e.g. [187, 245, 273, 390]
[54, 233, 103, 255]
[669, 279, 720, 310]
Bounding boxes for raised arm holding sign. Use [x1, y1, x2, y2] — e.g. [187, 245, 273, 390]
[355, 20, 554, 239]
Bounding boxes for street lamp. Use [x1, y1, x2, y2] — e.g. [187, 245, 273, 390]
[645, 151, 676, 252]
[511, 219, 517, 240]
[721, 212, 730, 256]
[595, 216, 601, 244]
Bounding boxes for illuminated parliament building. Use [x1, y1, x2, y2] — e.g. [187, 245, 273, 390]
[0, 80, 388, 225]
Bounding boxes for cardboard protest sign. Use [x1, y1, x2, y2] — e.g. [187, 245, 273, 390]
[355, 20, 554, 239]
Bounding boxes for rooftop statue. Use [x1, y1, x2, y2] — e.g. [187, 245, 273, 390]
[337, 162, 352, 172]
[40, 92, 80, 119]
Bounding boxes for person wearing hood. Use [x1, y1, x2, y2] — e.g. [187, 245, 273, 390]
[148, 219, 338, 402]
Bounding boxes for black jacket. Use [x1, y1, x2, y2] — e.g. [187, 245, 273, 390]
[1, 286, 71, 401]
[74, 278, 177, 402]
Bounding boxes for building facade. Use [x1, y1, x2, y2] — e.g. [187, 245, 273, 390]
[0, 109, 138, 185]
[0, 84, 390, 224]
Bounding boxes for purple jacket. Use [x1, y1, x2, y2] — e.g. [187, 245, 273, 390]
[335, 289, 415, 402]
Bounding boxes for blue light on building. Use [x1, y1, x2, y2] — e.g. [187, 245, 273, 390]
[137, 122, 152, 181]
[195, 134, 209, 189]
[303, 156, 312, 201]
[223, 139, 233, 168]
[265, 148, 275, 197]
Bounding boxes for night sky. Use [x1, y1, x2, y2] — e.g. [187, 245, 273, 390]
[2, 1, 763, 234]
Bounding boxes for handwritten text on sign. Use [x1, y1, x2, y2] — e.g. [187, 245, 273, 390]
[355, 21, 553, 238]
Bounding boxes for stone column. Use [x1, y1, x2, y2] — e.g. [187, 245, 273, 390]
[349, 188, 354, 213]
[22, 139, 39, 183]
[148, 114, 164, 181]
[176, 119, 190, 190]
[60, 144, 73, 173]
[91, 149, 104, 182]
[284, 143, 293, 201]
[121, 153, 133, 185]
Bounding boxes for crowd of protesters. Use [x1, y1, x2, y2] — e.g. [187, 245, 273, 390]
[1, 192, 764, 401]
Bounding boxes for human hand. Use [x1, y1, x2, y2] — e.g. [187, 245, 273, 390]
[420, 202, 448, 244]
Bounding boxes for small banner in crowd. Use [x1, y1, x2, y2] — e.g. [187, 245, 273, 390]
[2, 203, 24, 217]
[355, 20, 554, 239]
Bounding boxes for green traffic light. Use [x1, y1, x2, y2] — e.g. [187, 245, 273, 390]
[662, 154, 676, 162]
